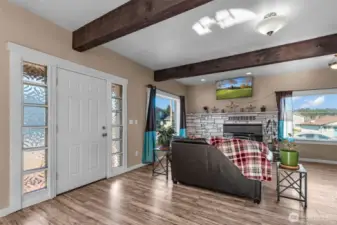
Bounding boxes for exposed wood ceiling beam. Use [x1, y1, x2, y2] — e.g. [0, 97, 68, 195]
[73, 0, 213, 52]
[154, 34, 337, 82]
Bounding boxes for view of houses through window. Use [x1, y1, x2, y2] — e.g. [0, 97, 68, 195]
[156, 95, 177, 132]
[292, 90, 337, 141]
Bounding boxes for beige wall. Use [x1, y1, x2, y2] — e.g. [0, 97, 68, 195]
[0, 1, 187, 209]
[187, 68, 337, 112]
[187, 68, 337, 161]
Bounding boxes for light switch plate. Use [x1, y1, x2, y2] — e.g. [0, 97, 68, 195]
[135, 120, 138, 125]
[129, 120, 134, 125]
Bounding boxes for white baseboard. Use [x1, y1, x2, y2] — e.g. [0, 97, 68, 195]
[300, 158, 337, 165]
[126, 163, 147, 172]
[0, 206, 16, 218]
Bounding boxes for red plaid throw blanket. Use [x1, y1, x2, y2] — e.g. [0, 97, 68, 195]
[209, 137, 272, 181]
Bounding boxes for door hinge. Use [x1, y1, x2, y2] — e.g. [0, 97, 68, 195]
[56, 77, 58, 86]
[56, 173, 59, 180]
[56, 125, 59, 133]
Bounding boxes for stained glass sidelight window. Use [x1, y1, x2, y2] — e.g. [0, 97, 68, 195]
[111, 84, 123, 168]
[22, 62, 48, 194]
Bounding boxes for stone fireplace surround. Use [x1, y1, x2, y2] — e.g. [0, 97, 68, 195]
[186, 112, 278, 144]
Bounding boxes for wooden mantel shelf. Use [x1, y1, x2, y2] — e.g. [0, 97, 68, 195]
[187, 111, 278, 116]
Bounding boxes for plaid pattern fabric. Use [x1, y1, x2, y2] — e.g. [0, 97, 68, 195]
[209, 137, 272, 181]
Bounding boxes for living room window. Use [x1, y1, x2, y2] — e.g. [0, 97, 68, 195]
[155, 90, 180, 134]
[291, 89, 337, 142]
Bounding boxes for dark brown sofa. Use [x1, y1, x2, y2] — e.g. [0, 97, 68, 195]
[171, 139, 262, 203]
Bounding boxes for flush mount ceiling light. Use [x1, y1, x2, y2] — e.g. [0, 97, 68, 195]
[201, 78, 206, 82]
[329, 54, 337, 70]
[255, 12, 287, 36]
[246, 72, 252, 75]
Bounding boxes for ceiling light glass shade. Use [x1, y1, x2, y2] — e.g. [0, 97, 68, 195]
[216, 9, 256, 29]
[256, 12, 287, 36]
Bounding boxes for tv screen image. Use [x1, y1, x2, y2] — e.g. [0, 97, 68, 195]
[216, 76, 253, 100]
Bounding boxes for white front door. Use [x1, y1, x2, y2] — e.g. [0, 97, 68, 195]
[56, 68, 107, 194]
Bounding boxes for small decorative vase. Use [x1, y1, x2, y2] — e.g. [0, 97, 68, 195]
[261, 105, 266, 112]
[280, 149, 299, 167]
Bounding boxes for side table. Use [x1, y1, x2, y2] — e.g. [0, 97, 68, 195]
[276, 162, 308, 208]
[152, 148, 171, 180]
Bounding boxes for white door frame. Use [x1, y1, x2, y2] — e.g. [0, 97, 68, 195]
[7, 43, 128, 214]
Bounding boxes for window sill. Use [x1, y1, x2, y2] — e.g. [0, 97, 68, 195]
[295, 140, 337, 146]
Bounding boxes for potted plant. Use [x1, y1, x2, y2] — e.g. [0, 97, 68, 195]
[280, 134, 299, 167]
[157, 126, 175, 150]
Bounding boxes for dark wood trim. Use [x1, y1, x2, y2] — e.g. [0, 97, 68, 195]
[154, 34, 337, 81]
[73, 0, 213, 52]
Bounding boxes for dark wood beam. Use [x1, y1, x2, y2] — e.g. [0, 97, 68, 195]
[154, 34, 337, 82]
[73, 0, 213, 52]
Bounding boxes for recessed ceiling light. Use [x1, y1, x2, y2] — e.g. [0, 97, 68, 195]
[201, 79, 206, 82]
[246, 72, 252, 75]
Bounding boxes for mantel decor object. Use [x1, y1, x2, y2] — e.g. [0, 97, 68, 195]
[260, 105, 266, 112]
[226, 101, 239, 113]
[246, 104, 256, 112]
[203, 106, 209, 113]
[211, 106, 220, 113]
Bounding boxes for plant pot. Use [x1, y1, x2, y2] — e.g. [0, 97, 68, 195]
[159, 140, 170, 150]
[280, 149, 299, 166]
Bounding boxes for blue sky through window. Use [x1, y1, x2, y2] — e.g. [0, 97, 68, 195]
[293, 94, 337, 110]
[156, 96, 170, 109]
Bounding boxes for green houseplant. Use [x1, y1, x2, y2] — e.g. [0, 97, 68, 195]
[157, 126, 175, 149]
[280, 134, 299, 167]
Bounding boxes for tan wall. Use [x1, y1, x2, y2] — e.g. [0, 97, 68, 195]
[187, 69, 337, 161]
[0, 1, 187, 209]
[187, 68, 337, 112]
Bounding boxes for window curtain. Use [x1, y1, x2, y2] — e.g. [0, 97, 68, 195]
[276, 91, 293, 140]
[179, 96, 187, 137]
[142, 86, 156, 164]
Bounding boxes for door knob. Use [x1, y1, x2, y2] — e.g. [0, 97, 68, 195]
[102, 133, 107, 137]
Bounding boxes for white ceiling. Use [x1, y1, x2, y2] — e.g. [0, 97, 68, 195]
[9, 0, 130, 30]
[177, 55, 334, 86]
[10, 0, 337, 85]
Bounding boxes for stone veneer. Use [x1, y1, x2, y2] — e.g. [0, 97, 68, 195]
[186, 112, 278, 144]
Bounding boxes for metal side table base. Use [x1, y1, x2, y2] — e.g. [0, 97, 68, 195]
[277, 162, 308, 209]
[152, 148, 171, 180]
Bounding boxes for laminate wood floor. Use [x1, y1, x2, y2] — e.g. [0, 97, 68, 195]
[1, 162, 337, 225]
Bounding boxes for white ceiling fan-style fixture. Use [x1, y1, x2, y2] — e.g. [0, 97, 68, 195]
[255, 12, 288, 36]
[329, 54, 337, 70]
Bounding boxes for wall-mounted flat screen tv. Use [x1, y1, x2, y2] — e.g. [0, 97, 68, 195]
[216, 76, 253, 100]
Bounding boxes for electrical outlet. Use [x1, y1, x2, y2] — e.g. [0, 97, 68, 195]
[129, 120, 134, 125]
[135, 151, 138, 156]
[135, 120, 138, 125]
